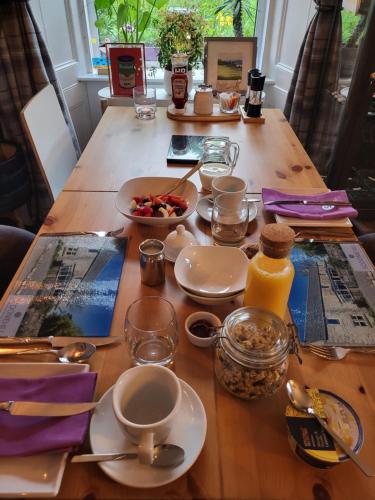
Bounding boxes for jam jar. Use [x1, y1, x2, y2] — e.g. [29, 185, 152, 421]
[215, 307, 290, 400]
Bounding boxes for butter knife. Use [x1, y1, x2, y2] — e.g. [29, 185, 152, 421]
[264, 200, 352, 207]
[0, 401, 97, 417]
[0, 336, 122, 349]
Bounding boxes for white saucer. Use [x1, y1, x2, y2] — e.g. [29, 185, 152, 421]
[89, 379, 207, 488]
[196, 195, 258, 223]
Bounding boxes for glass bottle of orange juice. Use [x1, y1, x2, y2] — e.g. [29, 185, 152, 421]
[243, 224, 295, 319]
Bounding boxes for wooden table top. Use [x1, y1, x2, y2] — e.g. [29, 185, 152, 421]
[1, 190, 373, 499]
[64, 107, 326, 193]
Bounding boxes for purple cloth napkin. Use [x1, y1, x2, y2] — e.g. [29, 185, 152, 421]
[262, 188, 358, 220]
[0, 372, 97, 457]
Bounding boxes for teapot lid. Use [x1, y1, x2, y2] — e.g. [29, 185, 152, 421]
[164, 224, 198, 262]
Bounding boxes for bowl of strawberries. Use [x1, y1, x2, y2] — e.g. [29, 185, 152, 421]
[115, 177, 198, 226]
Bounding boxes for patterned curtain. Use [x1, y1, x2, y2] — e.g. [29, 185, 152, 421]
[284, 0, 342, 176]
[0, 0, 80, 228]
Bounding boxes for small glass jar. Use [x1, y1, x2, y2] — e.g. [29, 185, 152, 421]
[215, 307, 290, 400]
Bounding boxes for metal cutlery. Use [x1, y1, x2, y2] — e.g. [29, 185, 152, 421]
[303, 344, 375, 360]
[286, 379, 375, 477]
[0, 342, 96, 363]
[72, 444, 185, 467]
[40, 228, 125, 238]
[0, 400, 96, 417]
[264, 200, 352, 207]
[0, 336, 121, 349]
[207, 197, 261, 204]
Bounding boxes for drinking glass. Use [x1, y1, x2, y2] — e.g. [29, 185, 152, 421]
[125, 296, 178, 367]
[133, 86, 156, 120]
[211, 193, 249, 246]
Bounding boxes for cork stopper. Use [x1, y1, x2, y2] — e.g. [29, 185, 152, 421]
[260, 223, 295, 258]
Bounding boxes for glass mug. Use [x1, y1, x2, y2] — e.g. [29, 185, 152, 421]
[199, 137, 240, 191]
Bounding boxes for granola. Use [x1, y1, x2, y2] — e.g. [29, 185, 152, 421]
[215, 321, 288, 400]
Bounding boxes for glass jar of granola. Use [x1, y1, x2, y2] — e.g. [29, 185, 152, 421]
[215, 307, 290, 400]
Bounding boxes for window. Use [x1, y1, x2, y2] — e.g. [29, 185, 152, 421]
[85, 0, 266, 79]
[351, 314, 368, 327]
[327, 318, 340, 325]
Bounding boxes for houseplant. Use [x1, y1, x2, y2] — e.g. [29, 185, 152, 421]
[154, 9, 205, 94]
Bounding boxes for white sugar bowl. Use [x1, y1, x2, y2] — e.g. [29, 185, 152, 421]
[164, 224, 198, 263]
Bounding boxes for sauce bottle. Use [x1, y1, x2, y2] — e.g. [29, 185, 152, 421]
[171, 53, 188, 113]
[243, 223, 295, 319]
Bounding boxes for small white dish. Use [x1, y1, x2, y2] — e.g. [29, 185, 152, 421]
[196, 195, 257, 224]
[89, 380, 207, 488]
[185, 311, 221, 347]
[177, 282, 244, 305]
[174, 245, 248, 297]
[164, 224, 198, 263]
[0, 363, 90, 498]
[116, 177, 198, 226]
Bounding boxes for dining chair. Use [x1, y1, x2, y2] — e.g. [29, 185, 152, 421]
[20, 84, 78, 200]
[0, 225, 34, 298]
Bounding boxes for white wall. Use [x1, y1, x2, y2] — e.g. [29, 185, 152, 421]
[30, 0, 93, 149]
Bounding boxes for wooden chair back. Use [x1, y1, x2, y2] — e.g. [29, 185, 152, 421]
[21, 84, 77, 200]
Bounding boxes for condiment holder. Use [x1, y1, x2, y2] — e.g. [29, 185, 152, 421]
[164, 224, 198, 263]
[185, 312, 221, 348]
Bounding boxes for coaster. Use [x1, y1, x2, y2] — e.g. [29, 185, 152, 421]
[240, 106, 265, 123]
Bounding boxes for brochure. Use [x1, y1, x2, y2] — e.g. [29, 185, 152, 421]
[289, 242, 375, 346]
[0, 235, 127, 338]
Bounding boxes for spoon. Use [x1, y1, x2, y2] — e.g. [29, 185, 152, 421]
[207, 196, 260, 204]
[0, 342, 96, 363]
[71, 444, 185, 467]
[286, 379, 375, 477]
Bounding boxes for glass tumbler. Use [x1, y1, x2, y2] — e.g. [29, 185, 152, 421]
[133, 86, 156, 120]
[211, 193, 249, 246]
[125, 296, 178, 367]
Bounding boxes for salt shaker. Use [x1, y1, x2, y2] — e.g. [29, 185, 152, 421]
[139, 239, 165, 286]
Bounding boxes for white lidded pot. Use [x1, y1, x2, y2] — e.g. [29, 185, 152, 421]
[164, 224, 198, 263]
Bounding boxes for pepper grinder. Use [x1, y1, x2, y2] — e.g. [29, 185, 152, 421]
[244, 68, 260, 113]
[246, 69, 266, 118]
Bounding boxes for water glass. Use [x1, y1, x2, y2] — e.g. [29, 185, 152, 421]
[211, 193, 249, 246]
[125, 296, 178, 367]
[133, 86, 156, 120]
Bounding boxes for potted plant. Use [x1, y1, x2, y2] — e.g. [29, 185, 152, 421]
[154, 9, 205, 94]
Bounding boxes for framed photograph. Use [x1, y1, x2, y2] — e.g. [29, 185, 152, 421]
[204, 37, 257, 93]
[106, 43, 146, 97]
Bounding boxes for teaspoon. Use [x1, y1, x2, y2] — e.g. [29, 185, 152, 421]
[72, 443, 185, 467]
[0, 342, 96, 363]
[286, 379, 375, 477]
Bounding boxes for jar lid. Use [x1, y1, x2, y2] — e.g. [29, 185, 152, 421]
[164, 224, 198, 262]
[260, 223, 295, 258]
[220, 307, 290, 368]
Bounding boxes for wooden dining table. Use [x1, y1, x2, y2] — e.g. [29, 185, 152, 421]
[1, 108, 374, 499]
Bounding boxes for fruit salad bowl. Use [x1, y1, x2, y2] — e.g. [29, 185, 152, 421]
[115, 177, 198, 226]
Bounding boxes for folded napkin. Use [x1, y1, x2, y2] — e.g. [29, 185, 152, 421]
[0, 372, 97, 457]
[262, 188, 358, 220]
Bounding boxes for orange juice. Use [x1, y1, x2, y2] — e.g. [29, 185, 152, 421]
[243, 223, 295, 319]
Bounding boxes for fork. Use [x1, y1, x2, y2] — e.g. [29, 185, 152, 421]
[304, 345, 375, 360]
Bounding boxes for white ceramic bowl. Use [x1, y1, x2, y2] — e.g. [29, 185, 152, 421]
[185, 311, 221, 348]
[177, 282, 244, 305]
[174, 245, 248, 297]
[116, 177, 198, 226]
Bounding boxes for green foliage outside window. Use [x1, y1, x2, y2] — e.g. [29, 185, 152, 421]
[95, 0, 258, 48]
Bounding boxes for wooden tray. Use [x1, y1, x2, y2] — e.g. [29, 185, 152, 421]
[167, 103, 241, 122]
[239, 105, 265, 123]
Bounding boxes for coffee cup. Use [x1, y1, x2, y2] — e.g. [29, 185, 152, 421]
[211, 175, 247, 207]
[112, 365, 181, 464]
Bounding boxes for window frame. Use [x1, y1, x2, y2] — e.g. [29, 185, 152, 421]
[82, 0, 270, 83]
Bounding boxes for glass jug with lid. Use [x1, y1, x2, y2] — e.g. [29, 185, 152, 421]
[199, 136, 240, 191]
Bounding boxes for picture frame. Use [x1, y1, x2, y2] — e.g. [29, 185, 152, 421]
[106, 43, 146, 97]
[204, 37, 257, 94]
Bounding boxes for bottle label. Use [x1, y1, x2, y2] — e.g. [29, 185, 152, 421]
[173, 66, 187, 74]
[172, 78, 187, 99]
